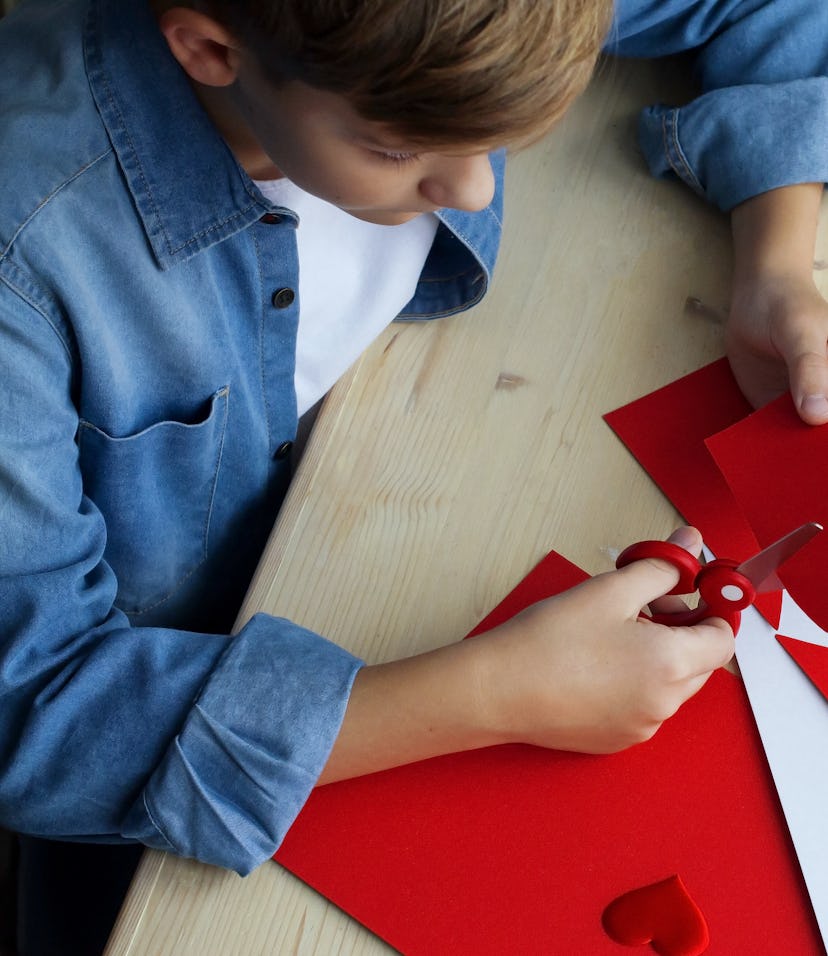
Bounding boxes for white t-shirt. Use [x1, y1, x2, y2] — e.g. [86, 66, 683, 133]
[255, 178, 439, 417]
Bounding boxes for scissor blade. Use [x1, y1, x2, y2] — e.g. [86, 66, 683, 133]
[735, 521, 823, 593]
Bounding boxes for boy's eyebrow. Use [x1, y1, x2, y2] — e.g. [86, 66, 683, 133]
[345, 117, 494, 155]
[354, 136, 415, 152]
[353, 130, 498, 157]
[349, 126, 422, 149]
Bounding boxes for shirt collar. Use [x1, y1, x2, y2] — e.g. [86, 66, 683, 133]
[83, 0, 270, 269]
[82, 0, 502, 282]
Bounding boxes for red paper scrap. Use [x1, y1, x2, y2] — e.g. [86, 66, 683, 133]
[705, 393, 828, 631]
[777, 634, 828, 703]
[604, 358, 782, 627]
[274, 550, 821, 954]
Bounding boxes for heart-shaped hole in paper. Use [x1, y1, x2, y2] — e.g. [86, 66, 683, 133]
[602, 874, 709, 955]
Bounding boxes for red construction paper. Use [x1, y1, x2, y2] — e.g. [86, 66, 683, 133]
[465, 549, 587, 637]
[274, 551, 821, 954]
[602, 875, 709, 956]
[604, 358, 781, 627]
[705, 394, 828, 631]
[777, 634, 828, 702]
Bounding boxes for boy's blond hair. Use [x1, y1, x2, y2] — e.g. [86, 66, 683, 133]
[204, 0, 614, 147]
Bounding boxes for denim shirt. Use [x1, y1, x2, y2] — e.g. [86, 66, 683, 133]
[0, 0, 502, 874]
[0, 0, 823, 876]
[608, 0, 828, 209]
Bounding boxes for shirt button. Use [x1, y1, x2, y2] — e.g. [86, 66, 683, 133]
[274, 441, 293, 460]
[260, 212, 282, 224]
[271, 287, 295, 309]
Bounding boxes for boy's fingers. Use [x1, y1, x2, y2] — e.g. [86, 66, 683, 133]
[614, 534, 701, 611]
[666, 617, 736, 677]
[777, 309, 828, 424]
[668, 667, 719, 711]
[789, 348, 828, 424]
[613, 557, 687, 614]
[612, 525, 703, 612]
[640, 526, 701, 616]
[648, 593, 691, 616]
[664, 525, 702, 555]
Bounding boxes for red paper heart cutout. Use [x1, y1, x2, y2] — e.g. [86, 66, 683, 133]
[602, 875, 710, 955]
[777, 634, 828, 702]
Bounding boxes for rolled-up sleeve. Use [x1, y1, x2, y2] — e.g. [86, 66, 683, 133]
[638, 78, 828, 210]
[609, 0, 828, 210]
[122, 616, 360, 874]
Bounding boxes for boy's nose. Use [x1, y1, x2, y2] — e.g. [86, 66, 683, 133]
[418, 153, 495, 213]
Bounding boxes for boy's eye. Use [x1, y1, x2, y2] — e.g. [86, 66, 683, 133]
[374, 150, 420, 166]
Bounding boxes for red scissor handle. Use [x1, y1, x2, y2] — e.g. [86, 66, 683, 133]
[616, 541, 750, 634]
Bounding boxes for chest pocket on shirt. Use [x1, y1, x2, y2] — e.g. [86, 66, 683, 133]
[77, 386, 230, 616]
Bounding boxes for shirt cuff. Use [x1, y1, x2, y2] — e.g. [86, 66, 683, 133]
[123, 612, 363, 874]
[638, 78, 828, 211]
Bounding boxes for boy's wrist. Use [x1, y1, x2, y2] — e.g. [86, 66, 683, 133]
[318, 635, 509, 784]
[731, 183, 823, 285]
[466, 628, 523, 747]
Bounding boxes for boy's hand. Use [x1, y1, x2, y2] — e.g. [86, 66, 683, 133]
[728, 183, 828, 425]
[321, 528, 734, 784]
[481, 527, 735, 754]
[726, 272, 828, 425]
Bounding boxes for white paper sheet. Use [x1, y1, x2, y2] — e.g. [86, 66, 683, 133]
[736, 594, 828, 948]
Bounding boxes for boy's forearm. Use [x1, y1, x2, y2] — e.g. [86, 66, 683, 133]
[317, 635, 505, 784]
[731, 183, 823, 284]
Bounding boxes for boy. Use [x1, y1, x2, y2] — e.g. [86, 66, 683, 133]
[0, 0, 824, 952]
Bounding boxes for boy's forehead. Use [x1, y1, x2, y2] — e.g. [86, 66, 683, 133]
[255, 75, 500, 154]
[327, 91, 500, 154]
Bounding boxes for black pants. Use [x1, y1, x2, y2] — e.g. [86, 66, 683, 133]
[16, 837, 142, 956]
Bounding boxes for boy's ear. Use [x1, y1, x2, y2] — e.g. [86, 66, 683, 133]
[156, 7, 242, 87]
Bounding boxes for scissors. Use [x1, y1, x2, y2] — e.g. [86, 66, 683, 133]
[615, 521, 823, 635]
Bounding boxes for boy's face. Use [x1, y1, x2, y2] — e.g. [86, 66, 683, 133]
[226, 58, 497, 226]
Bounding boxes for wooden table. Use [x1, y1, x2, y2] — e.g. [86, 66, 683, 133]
[106, 58, 740, 955]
